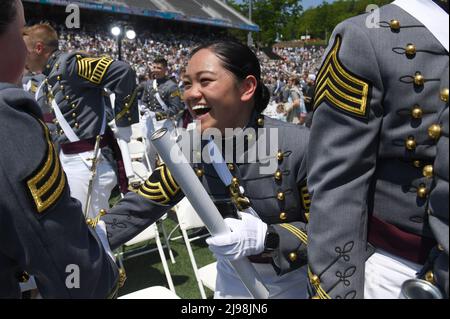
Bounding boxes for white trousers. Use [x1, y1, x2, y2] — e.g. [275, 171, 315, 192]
[364, 248, 422, 299]
[214, 259, 308, 299]
[59, 151, 117, 219]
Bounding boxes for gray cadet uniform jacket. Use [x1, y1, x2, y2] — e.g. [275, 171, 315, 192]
[0, 83, 119, 298]
[141, 77, 184, 119]
[103, 114, 311, 276]
[38, 50, 139, 146]
[307, 3, 449, 298]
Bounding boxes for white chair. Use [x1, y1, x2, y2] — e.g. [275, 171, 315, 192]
[128, 140, 146, 161]
[175, 198, 217, 299]
[131, 123, 144, 140]
[129, 161, 150, 187]
[119, 286, 180, 299]
[115, 222, 176, 293]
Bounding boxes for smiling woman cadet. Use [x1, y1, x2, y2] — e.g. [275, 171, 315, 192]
[102, 41, 311, 299]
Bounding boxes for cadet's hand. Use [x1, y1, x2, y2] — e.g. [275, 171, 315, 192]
[206, 212, 267, 261]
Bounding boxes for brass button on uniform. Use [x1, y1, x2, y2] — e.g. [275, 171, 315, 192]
[277, 150, 284, 162]
[390, 19, 400, 30]
[437, 244, 445, 252]
[74, 123, 79, 129]
[227, 163, 235, 171]
[257, 117, 264, 127]
[195, 168, 204, 177]
[422, 165, 433, 178]
[440, 88, 449, 102]
[411, 105, 423, 119]
[18, 271, 30, 283]
[57, 75, 61, 81]
[72, 112, 77, 118]
[277, 192, 285, 201]
[288, 252, 297, 262]
[405, 136, 417, 150]
[428, 124, 442, 140]
[417, 184, 428, 198]
[425, 270, 436, 284]
[128, 117, 132, 121]
[310, 274, 320, 285]
[405, 43, 416, 56]
[279, 212, 287, 221]
[65, 95, 70, 100]
[414, 72, 425, 86]
[71, 103, 76, 109]
[413, 160, 421, 168]
[274, 169, 282, 181]
[59, 130, 64, 135]
[232, 177, 239, 186]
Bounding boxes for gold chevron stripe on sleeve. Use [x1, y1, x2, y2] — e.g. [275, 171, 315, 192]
[279, 223, 308, 245]
[138, 165, 180, 205]
[77, 56, 113, 85]
[26, 120, 66, 213]
[313, 35, 370, 118]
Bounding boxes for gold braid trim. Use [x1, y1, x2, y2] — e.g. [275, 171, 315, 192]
[279, 223, 308, 245]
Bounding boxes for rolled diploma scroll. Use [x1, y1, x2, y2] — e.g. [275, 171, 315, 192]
[151, 128, 270, 299]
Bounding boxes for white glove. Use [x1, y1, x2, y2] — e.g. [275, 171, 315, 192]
[206, 212, 268, 261]
[95, 220, 115, 262]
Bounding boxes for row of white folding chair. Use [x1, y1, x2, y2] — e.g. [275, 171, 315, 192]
[115, 221, 176, 295]
[174, 198, 217, 298]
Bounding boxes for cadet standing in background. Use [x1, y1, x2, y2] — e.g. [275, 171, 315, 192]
[0, 0, 119, 298]
[307, 0, 448, 298]
[140, 57, 184, 168]
[22, 23, 139, 218]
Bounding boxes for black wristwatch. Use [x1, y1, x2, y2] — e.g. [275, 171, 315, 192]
[263, 226, 280, 255]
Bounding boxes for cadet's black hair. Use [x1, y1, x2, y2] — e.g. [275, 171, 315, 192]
[190, 41, 270, 113]
[153, 57, 168, 68]
[0, 0, 17, 36]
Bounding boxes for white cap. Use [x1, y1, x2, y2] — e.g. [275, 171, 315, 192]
[308, 74, 316, 81]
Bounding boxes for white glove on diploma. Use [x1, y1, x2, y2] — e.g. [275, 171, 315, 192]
[206, 212, 268, 261]
[95, 220, 115, 262]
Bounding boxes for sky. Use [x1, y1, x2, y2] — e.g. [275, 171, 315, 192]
[235, 0, 337, 10]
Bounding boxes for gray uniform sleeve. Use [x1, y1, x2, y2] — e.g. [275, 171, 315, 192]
[99, 60, 139, 127]
[164, 80, 184, 117]
[0, 87, 119, 298]
[102, 164, 184, 250]
[307, 22, 384, 299]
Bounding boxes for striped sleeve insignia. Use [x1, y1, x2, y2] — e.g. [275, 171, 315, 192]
[299, 181, 311, 222]
[314, 35, 371, 119]
[26, 120, 66, 213]
[77, 55, 113, 85]
[138, 164, 181, 205]
[279, 223, 308, 245]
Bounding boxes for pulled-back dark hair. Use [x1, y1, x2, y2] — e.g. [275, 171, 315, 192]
[190, 41, 270, 113]
[0, 0, 17, 35]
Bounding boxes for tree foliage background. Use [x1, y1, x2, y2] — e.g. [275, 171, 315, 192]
[227, 0, 393, 46]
